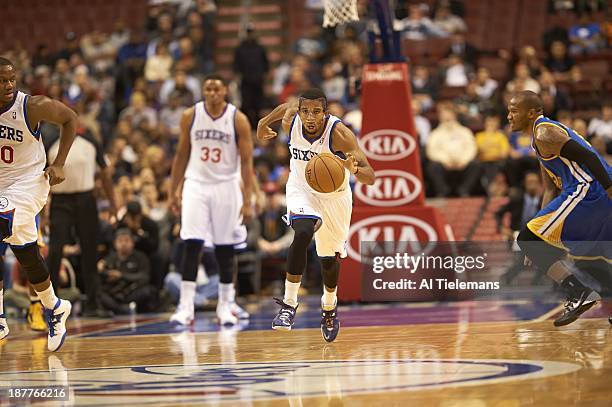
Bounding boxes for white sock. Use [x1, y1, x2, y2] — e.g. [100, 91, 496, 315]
[36, 285, 59, 310]
[0, 288, 4, 315]
[219, 283, 234, 303]
[322, 287, 338, 311]
[179, 281, 196, 309]
[284, 280, 301, 308]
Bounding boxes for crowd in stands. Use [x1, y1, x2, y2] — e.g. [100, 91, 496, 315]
[0, 0, 610, 314]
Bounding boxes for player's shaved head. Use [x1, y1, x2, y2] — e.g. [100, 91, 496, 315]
[299, 88, 328, 111]
[507, 91, 544, 132]
[513, 90, 543, 114]
[0, 57, 14, 68]
[203, 73, 226, 86]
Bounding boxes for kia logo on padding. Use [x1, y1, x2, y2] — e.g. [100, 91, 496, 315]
[355, 169, 422, 206]
[359, 129, 416, 161]
[347, 215, 438, 262]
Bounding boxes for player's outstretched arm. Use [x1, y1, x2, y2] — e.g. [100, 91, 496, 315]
[169, 107, 195, 212]
[331, 122, 376, 185]
[28, 96, 77, 185]
[536, 125, 612, 196]
[256, 99, 298, 140]
[236, 110, 255, 224]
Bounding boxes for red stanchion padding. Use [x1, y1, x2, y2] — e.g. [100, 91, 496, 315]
[339, 206, 452, 302]
[357, 62, 425, 206]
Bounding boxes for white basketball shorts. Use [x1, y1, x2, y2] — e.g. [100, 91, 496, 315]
[0, 174, 49, 246]
[180, 177, 247, 246]
[285, 181, 352, 258]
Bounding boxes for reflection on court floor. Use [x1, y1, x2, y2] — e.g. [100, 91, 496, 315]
[0, 298, 610, 406]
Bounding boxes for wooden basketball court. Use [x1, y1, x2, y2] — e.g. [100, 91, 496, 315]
[1, 298, 610, 405]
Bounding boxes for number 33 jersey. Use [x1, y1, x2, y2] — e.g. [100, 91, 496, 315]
[185, 101, 240, 184]
[0, 91, 46, 190]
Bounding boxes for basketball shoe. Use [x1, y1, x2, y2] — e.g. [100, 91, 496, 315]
[0, 314, 8, 340]
[554, 289, 600, 327]
[45, 299, 71, 352]
[170, 302, 194, 326]
[321, 306, 340, 342]
[27, 301, 47, 331]
[230, 302, 249, 319]
[217, 301, 238, 326]
[272, 298, 298, 331]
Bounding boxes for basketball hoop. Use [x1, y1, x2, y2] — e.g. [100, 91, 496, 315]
[322, 0, 359, 27]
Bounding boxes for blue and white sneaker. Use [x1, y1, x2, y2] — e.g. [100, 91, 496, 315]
[45, 299, 71, 352]
[0, 314, 8, 340]
[321, 306, 340, 342]
[272, 298, 298, 331]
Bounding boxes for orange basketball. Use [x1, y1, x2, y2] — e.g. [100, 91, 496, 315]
[305, 153, 346, 193]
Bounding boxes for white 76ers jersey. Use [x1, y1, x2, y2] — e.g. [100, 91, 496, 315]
[185, 102, 240, 184]
[287, 113, 350, 197]
[0, 91, 46, 190]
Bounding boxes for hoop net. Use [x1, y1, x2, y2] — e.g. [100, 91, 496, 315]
[322, 0, 359, 27]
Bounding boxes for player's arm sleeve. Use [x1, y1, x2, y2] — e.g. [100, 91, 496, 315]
[560, 139, 612, 189]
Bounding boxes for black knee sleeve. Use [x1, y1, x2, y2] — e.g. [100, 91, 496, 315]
[0, 217, 10, 241]
[287, 218, 316, 276]
[11, 243, 49, 284]
[215, 245, 236, 284]
[516, 227, 566, 271]
[320, 255, 340, 289]
[180, 239, 204, 282]
[202, 247, 219, 277]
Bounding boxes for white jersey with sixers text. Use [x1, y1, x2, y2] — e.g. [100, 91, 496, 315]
[287, 113, 350, 197]
[185, 102, 240, 184]
[0, 91, 46, 190]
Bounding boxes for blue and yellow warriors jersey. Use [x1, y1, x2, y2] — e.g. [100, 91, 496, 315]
[527, 116, 612, 262]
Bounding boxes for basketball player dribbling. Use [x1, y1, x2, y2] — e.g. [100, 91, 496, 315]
[0, 57, 78, 351]
[257, 88, 375, 342]
[169, 74, 254, 326]
[510, 91, 612, 326]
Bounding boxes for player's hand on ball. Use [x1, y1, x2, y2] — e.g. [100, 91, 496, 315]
[341, 153, 358, 174]
[44, 165, 66, 185]
[257, 125, 277, 141]
[241, 203, 254, 224]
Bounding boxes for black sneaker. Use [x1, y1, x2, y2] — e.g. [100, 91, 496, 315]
[321, 306, 340, 342]
[272, 298, 298, 331]
[554, 290, 600, 327]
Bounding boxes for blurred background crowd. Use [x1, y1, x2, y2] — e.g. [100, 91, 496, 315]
[0, 0, 610, 315]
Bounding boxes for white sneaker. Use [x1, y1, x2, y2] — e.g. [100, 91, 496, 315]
[170, 303, 194, 326]
[217, 301, 238, 326]
[0, 315, 9, 340]
[230, 302, 250, 319]
[45, 299, 71, 352]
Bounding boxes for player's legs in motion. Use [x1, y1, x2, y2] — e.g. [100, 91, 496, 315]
[0, 251, 7, 340]
[170, 239, 203, 325]
[11, 243, 71, 351]
[320, 255, 340, 342]
[517, 227, 600, 326]
[272, 218, 316, 330]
